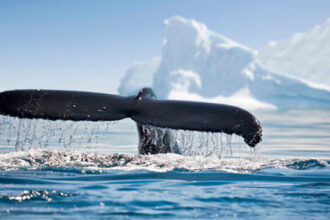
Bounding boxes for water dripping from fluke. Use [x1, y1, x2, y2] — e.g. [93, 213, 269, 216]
[142, 125, 254, 158]
[1, 115, 255, 158]
[0, 115, 114, 152]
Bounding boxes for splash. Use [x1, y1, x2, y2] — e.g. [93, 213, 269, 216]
[0, 149, 327, 173]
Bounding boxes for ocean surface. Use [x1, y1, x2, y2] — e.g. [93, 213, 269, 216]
[0, 109, 329, 219]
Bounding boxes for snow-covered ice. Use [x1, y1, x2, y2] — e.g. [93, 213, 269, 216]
[119, 16, 330, 110]
[258, 18, 330, 87]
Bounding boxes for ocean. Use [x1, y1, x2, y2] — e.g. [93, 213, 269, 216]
[0, 109, 329, 219]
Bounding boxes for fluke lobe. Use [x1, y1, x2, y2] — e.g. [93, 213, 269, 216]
[0, 88, 262, 154]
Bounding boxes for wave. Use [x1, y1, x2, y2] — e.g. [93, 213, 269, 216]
[0, 149, 327, 174]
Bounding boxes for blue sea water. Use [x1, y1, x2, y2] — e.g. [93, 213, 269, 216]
[0, 109, 329, 219]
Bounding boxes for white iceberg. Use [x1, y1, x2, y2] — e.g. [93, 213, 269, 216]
[118, 57, 161, 96]
[258, 18, 330, 87]
[119, 16, 330, 110]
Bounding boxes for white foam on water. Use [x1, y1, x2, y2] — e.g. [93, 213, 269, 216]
[0, 149, 327, 174]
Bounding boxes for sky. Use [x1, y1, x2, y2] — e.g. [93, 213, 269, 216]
[0, 0, 329, 94]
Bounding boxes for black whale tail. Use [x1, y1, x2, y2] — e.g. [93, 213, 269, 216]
[0, 88, 262, 147]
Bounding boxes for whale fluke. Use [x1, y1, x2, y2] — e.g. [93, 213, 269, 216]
[0, 88, 262, 149]
[0, 89, 130, 121]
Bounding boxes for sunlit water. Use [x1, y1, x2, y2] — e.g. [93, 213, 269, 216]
[0, 109, 329, 219]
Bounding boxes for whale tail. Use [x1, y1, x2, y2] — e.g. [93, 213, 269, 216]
[0, 88, 262, 148]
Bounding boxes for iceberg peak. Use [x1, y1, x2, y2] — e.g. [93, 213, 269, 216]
[155, 16, 255, 99]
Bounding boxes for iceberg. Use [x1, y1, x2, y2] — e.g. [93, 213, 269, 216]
[119, 16, 330, 110]
[258, 18, 330, 87]
[118, 57, 161, 96]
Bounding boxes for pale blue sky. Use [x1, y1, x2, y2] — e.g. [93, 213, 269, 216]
[1, 0, 329, 94]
